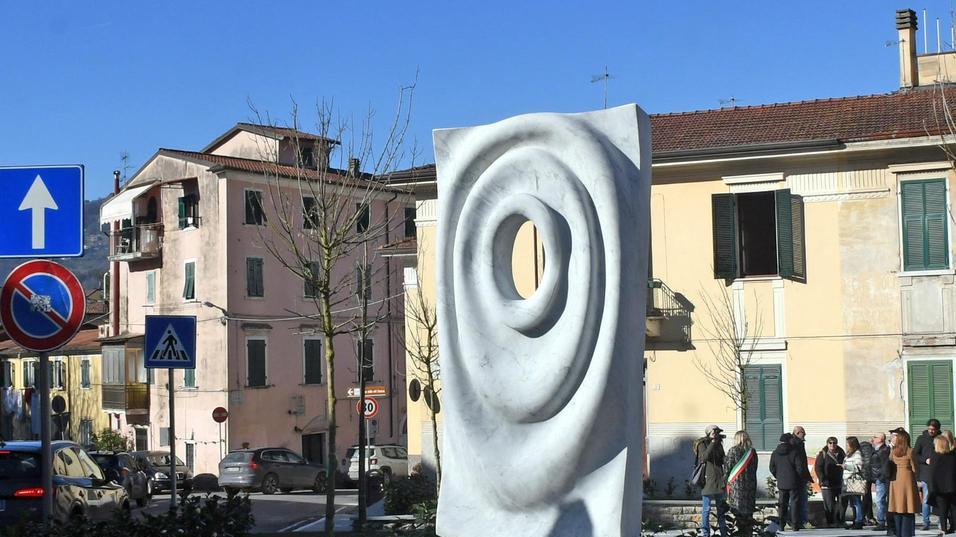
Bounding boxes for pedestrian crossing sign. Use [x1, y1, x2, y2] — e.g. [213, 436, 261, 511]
[145, 315, 196, 369]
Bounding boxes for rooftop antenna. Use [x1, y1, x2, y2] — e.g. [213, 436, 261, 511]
[590, 66, 614, 109]
[719, 96, 742, 108]
[120, 151, 131, 182]
[938, 17, 942, 52]
[925, 8, 929, 53]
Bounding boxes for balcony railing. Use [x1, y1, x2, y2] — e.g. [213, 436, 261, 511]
[108, 223, 164, 261]
[646, 278, 693, 349]
[102, 383, 149, 412]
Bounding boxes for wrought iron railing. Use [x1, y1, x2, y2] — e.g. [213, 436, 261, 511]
[108, 223, 164, 259]
[646, 278, 693, 347]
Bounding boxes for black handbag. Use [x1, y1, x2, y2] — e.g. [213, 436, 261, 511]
[691, 461, 707, 488]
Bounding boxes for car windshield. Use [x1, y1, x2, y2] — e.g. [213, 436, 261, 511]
[148, 454, 185, 466]
[0, 451, 41, 478]
[221, 452, 253, 464]
[90, 454, 114, 467]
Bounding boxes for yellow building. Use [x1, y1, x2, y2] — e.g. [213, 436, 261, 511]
[396, 10, 956, 487]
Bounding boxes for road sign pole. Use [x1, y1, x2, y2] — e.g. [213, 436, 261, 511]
[39, 351, 52, 527]
[169, 368, 177, 511]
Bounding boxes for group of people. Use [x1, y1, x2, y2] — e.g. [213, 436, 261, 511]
[692, 420, 956, 537]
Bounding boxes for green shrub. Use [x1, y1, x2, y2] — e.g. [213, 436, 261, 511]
[0, 493, 253, 537]
[384, 474, 437, 515]
[89, 428, 131, 452]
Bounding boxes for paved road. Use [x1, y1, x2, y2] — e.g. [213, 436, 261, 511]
[140, 489, 359, 533]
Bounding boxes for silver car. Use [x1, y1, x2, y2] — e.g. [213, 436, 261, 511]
[218, 448, 326, 494]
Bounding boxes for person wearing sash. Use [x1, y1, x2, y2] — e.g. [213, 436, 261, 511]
[724, 430, 758, 537]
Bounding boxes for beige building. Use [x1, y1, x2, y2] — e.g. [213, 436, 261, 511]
[399, 9, 956, 487]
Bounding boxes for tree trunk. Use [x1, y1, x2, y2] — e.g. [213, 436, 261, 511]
[426, 353, 441, 494]
[322, 282, 337, 537]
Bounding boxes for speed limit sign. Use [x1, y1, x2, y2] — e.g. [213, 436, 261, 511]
[356, 397, 379, 419]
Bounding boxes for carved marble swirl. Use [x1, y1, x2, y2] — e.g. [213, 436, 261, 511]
[436, 112, 636, 508]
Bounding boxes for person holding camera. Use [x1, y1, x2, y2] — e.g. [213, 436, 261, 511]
[695, 424, 729, 537]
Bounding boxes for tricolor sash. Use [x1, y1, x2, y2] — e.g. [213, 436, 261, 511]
[726, 448, 756, 493]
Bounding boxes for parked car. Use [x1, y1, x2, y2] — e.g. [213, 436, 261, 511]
[0, 440, 130, 525]
[130, 451, 193, 494]
[89, 451, 152, 507]
[346, 444, 408, 485]
[219, 447, 326, 495]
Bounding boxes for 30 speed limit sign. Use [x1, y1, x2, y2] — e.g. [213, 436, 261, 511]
[356, 398, 379, 419]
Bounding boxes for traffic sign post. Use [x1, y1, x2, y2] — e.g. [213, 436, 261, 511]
[0, 260, 86, 527]
[0, 165, 84, 258]
[212, 407, 229, 462]
[145, 316, 196, 511]
[356, 398, 379, 419]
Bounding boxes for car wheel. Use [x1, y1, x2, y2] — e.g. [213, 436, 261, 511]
[382, 468, 393, 488]
[314, 472, 328, 493]
[261, 473, 279, 495]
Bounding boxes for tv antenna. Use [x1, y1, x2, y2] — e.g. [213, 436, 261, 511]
[719, 96, 742, 108]
[120, 151, 132, 182]
[591, 66, 614, 109]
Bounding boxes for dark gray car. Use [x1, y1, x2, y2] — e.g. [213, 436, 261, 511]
[130, 451, 192, 494]
[218, 448, 325, 494]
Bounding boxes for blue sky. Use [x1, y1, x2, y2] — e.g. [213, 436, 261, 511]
[2, 1, 954, 199]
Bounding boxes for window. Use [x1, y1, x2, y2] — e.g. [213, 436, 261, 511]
[178, 194, 200, 229]
[184, 368, 196, 388]
[300, 147, 315, 168]
[908, 361, 954, 432]
[183, 261, 195, 300]
[49, 360, 65, 390]
[744, 365, 784, 451]
[1, 361, 12, 388]
[404, 207, 416, 238]
[59, 448, 85, 477]
[103, 272, 110, 304]
[356, 264, 371, 300]
[901, 179, 949, 272]
[245, 190, 266, 225]
[246, 258, 264, 298]
[23, 361, 36, 387]
[358, 339, 373, 382]
[304, 338, 322, 384]
[79, 420, 94, 447]
[356, 203, 370, 233]
[102, 347, 125, 385]
[146, 271, 156, 305]
[185, 443, 195, 472]
[303, 196, 317, 230]
[80, 359, 91, 389]
[75, 448, 105, 481]
[247, 338, 267, 387]
[160, 427, 170, 447]
[712, 189, 805, 281]
[304, 261, 320, 298]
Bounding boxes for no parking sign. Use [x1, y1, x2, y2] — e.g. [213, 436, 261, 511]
[0, 260, 85, 352]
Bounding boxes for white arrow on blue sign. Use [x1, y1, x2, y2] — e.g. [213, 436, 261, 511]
[145, 315, 197, 369]
[0, 165, 84, 258]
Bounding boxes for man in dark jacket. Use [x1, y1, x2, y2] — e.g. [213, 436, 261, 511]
[870, 432, 892, 531]
[770, 433, 803, 531]
[791, 426, 812, 527]
[914, 419, 941, 530]
[695, 425, 728, 537]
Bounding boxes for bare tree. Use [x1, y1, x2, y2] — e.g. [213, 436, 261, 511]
[401, 239, 441, 494]
[693, 284, 763, 426]
[250, 83, 415, 536]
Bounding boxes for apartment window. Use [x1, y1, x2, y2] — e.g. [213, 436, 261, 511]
[356, 203, 370, 233]
[358, 339, 373, 383]
[79, 420, 94, 448]
[81, 359, 91, 389]
[712, 189, 806, 281]
[160, 427, 170, 447]
[178, 194, 200, 229]
[244, 190, 266, 225]
[247, 338, 267, 387]
[23, 361, 36, 387]
[184, 368, 196, 388]
[103, 272, 110, 304]
[49, 360, 65, 390]
[102, 347, 125, 385]
[744, 364, 784, 451]
[183, 261, 195, 300]
[404, 207, 416, 238]
[908, 361, 954, 432]
[185, 443, 195, 472]
[1, 361, 12, 388]
[300, 147, 316, 168]
[246, 258, 264, 298]
[303, 196, 317, 230]
[901, 179, 950, 272]
[304, 338, 322, 385]
[356, 264, 371, 300]
[146, 271, 156, 305]
[304, 261, 320, 298]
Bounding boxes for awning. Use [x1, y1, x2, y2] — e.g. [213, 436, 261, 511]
[99, 183, 154, 225]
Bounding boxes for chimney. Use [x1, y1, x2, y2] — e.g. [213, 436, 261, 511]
[113, 169, 121, 192]
[349, 158, 361, 176]
[898, 8, 919, 88]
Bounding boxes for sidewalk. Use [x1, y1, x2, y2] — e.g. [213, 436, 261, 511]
[293, 500, 388, 533]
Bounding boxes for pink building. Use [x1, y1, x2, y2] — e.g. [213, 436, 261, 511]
[98, 123, 410, 475]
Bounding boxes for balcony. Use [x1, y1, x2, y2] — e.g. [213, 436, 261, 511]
[102, 383, 150, 413]
[645, 278, 693, 350]
[108, 223, 164, 261]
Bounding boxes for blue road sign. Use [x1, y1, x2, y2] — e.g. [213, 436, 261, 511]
[0, 165, 84, 258]
[145, 315, 197, 369]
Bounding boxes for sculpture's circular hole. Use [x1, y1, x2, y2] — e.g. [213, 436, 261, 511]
[510, 219, 545, 299]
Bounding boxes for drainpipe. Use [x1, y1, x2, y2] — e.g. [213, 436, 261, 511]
[112, 170, 121, 337]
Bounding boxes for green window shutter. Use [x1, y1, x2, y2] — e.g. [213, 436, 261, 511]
[902, 180, 949, 271]
[247, 258, 264, 297]
[744, 367, 765, 449]
[711, 194, 738, 280]
[178, 197, 187, 229]
[902, 182, 926, 271]
[932, 361, 955, 431]
[247, 340, 266, 387]
[744, 365, 783, 451]
[183, 262, 195, 300]
[184, 368, 195, 388]
[775, 189, 807, 282]
[304, 339, 322, 384]
[356, 203, 370, 233]
[909, 362, 933, 430]
[925, 180, 949, 269]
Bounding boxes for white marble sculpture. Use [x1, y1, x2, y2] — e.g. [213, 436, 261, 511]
[433, 104, 651, 537]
